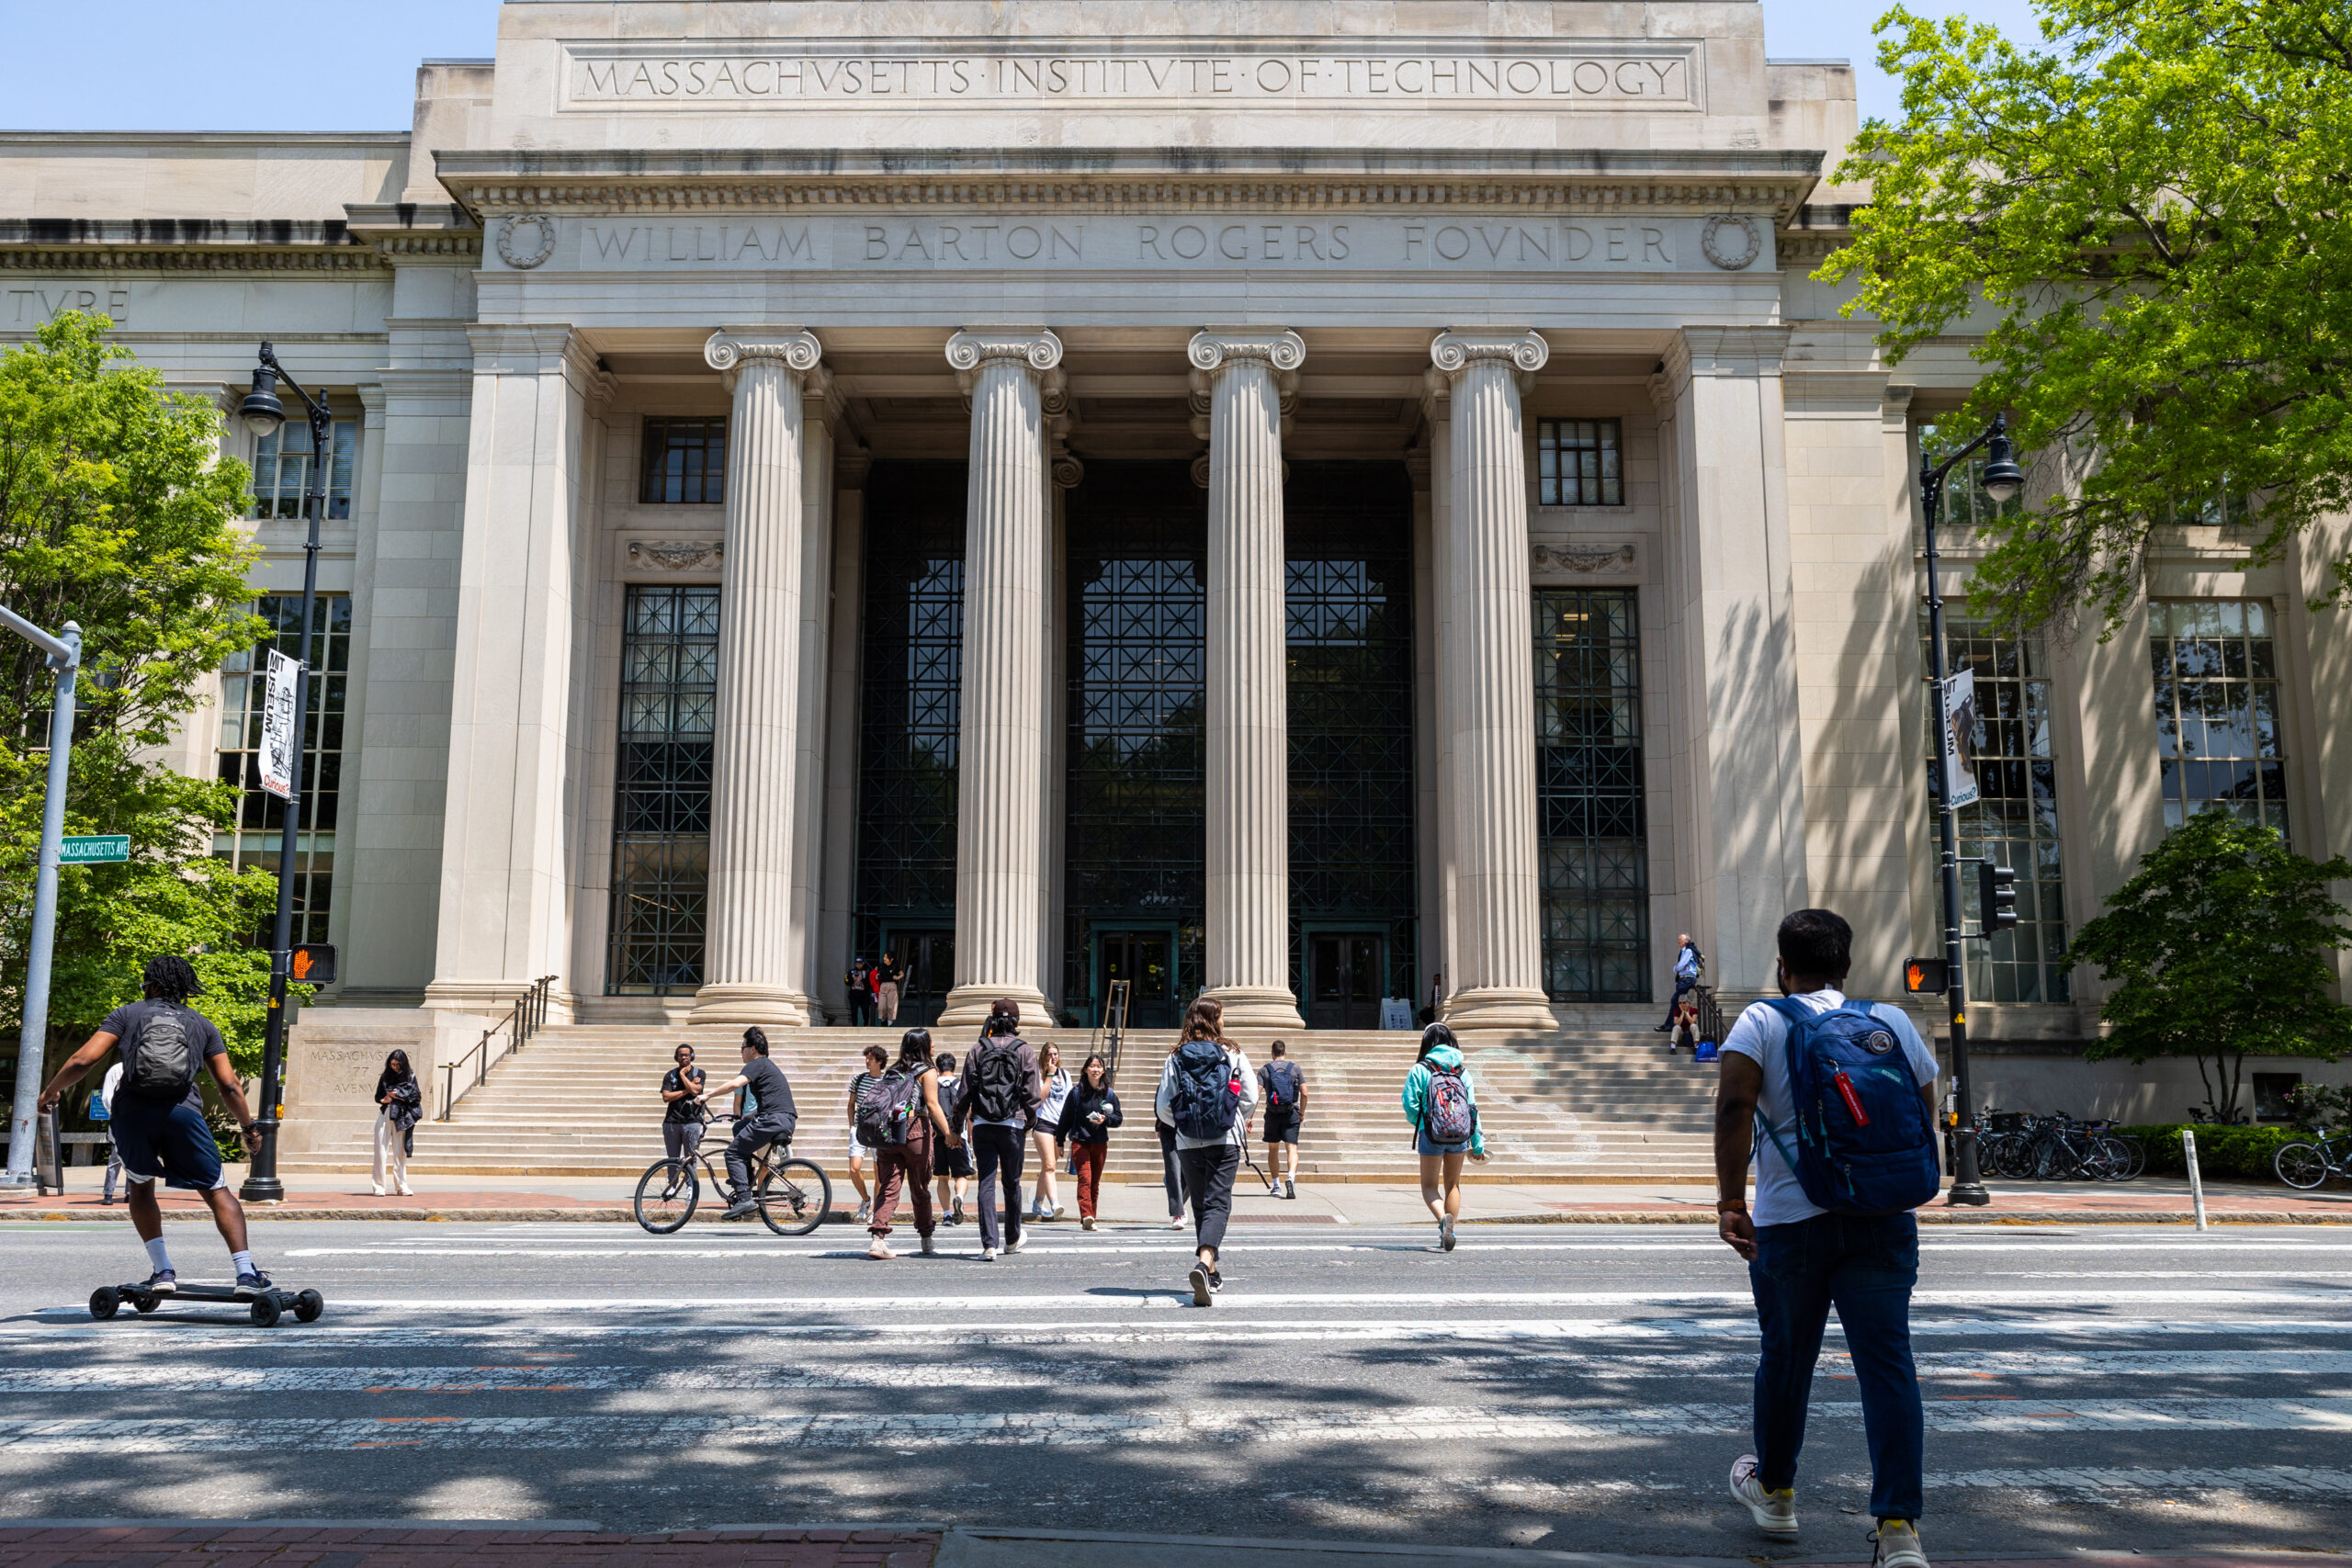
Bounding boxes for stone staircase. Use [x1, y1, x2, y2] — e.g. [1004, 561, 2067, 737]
[278, 1022, 1720, 1183]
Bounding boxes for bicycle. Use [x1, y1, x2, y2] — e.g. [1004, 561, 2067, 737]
[2274, 1131, 2352, 1190]
[633, 1111, 833, 1235]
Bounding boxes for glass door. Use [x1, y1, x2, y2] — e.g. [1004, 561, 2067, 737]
[1306, 931, 1385, 1030]
[882, 929, 956, 1028]
[1097, 930, 1177, 1028]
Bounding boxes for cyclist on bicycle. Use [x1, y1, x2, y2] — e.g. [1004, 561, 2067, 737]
[693, 1027, 799, 1220]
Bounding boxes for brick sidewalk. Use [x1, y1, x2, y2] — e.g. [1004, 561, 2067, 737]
[0, 1526, 937, 1568]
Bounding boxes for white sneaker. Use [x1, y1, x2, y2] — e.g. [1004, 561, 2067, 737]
[854, 1200, 871, 1224]
[1871, 1520, 1928, 1568]
[1080, 1215, 1096, 1231]
[867, 1238, 895, 1260]
[980, 1247, 998, 1261]
[1166, 1214, 1187, 1230]
[1439, 1215, 1456, 1252]
[371, 1185, 385, 1197]
[1729, 1454, 1798, 1539]
[396, 1183, 413, 1197]
[1006, 1234, 1028, 1254]
[919, 1236, 937, 1257]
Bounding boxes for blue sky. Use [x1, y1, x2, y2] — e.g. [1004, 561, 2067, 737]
[0, 0, 2040, 134]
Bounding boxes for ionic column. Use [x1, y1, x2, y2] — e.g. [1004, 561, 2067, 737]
[1193, 328, 1307, 1030]
[1430, 330, 1558, 1033]
[691, 328, 823, 1026]
[938, 329, 1061, 1030]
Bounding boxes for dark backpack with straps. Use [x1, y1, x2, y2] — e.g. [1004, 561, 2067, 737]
[1757, 998, 1939, 1215]
[965, 1039, 1028, 1124]
[120, 1003, 200, 1105]
[854, 1066, 924, 1149]
[1170, 1040, 1242, 1140]
[1263, 1060, 1301, 1110]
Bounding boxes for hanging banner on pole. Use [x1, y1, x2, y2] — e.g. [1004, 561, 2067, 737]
[257, 649, 300, 801]
[1941, 668, 1981, 809]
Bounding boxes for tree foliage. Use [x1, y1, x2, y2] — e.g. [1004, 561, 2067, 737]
[1820, 0, 2352, 634]
[0, 312, 283, 1100]
[2066, 810, 2352, 1122]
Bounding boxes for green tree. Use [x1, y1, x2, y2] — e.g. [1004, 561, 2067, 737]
[0, 311, 283, 1100]
[2066, 810, 2352, 1122]
[1819, 0, 2352, 633]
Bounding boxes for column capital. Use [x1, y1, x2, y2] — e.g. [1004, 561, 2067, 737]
[945, 327, 1062, 389]
[1187, 327, 1306, 376]
[706, 328, 821, 400]
[1430, 329, 1549, 378]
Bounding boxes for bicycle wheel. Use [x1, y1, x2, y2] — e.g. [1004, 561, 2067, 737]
[757, 1157, 833, 1236]
[1996, 1133, 2039, 1179]
[634, 1158, 699, 1234]
[2084, 1136, 2131, 1183]
[2110, 1134, 2146, 1181]
[2276, 1142, 2332, 1190]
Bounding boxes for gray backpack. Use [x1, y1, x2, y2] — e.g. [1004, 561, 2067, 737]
[121, 1004, 199, 1104]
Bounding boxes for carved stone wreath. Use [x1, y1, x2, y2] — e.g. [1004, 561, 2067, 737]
[496, 214, 558, 270]
[1531, 542, 1638, 577]
[1700, 215, 1763, 272]
[629, 540, 723, 571]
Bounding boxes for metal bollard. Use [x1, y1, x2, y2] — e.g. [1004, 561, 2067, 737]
[2182, 1128, 2208, 1232]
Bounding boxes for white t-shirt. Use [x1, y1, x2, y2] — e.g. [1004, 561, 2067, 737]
[1038, 1066, 1073, 1129]
[1723, 988, 1939, 1227]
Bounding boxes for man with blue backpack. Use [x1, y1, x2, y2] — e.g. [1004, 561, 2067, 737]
[1714, 908, 1939, 1568]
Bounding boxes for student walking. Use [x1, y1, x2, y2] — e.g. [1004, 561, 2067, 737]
[1714, 908, 1939, 1568]
[947, 999, 1043, 1260]
[38, 956, 273, 1297]
[876, 951, 906, 1026]
[1156, 998, 1256, 1306]
[371, 1049, 423, 1196]
[1055, 1052, 1123, 1230]
[1153, 1037, 1188, 1229]
[1403, 1022, 1488, 1251]
[933, 1051, 973, 1224]
[845, 1043, 888, 1223]
[1258, 1040, 1306, 1200]
[1029, 1041, 1072, 1221]
[863, 1027, 961, 1258]
[91, 1062, 123, 1205]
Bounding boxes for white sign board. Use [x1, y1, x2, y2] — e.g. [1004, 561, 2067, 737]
[1380, 998, 1415, 1032]
[257, 649, 300, 801]
[1940, 669, 1981, 810]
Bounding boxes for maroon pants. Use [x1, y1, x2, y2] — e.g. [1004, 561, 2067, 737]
[1071, 1140, 1108, 1219]
[869, 1121, 936, 1239]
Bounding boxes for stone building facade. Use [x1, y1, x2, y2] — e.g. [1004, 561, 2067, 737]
[4, 2, 2347, 1114]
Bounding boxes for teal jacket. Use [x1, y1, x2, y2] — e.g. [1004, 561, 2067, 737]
[1401, 1044, 1486, 1156]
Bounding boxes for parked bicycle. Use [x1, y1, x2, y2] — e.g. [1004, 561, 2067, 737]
[2275, 1131, 2352, 1190]
[1977, 1110, 2144, 1182]
[633, 1109, 832, 1235]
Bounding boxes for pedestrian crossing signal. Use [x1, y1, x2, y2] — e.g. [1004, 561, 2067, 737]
[1904, 957, 1948, 995]
[289, 943, 337, 985]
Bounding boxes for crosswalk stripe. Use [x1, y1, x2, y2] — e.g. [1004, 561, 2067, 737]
[4, 1399, 2346, 1451]
[1924, 1465, 2352, 1495]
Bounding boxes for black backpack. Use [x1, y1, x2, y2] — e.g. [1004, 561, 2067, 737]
[966, 1039, 1028, 1123]
[1170, 1040, 1242, 1139]
[854, 1066, 924, 1149]
[1264, 1061, 1301, 1109]
[120, 1003, 199, 1104]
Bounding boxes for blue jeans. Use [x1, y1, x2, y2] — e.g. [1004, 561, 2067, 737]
[1749, 1210, 1924, 1521]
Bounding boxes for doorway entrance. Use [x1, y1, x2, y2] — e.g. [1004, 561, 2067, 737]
[1306, 931, 1385, 1030]
[881, 929, 955, 1027]
[1096, 930, 1179, 1029]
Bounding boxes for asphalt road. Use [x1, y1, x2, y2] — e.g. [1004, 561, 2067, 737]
[1, 1216, 2347, 1556]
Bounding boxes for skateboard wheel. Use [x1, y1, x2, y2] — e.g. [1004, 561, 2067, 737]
[249, 1292, 282, 1327]
[293, 1290, 323, 1323]
[133, 1293, 161, 1314]
[89, 1287, 119, 1320]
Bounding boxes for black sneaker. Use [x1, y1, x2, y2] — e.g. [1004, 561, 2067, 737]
[719, 1196, 759, 1221]
[233, 1269, 273, 1297]
[1283, 1179, 1296, 1201]
[1189, 1263, 1214, 1307]
[1653, 1021, 1673, 1032]
[141, 1269, 176, 1295]
[1207, 1269, 1224, 1293]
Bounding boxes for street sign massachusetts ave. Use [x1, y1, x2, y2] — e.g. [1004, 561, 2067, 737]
[257, 648, 300, 801]
[58, 835, 130, 865]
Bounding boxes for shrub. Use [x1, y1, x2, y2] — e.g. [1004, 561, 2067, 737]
[2117, 1123, 2310, 1182]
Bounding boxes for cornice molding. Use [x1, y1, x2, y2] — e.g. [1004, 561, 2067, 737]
[0, 247, 384, 274]
[436, 148, 1823, 223]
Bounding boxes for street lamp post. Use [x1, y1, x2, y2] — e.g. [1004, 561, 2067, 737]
[232, 341, 329, 1205]
[0, 610, 80, 1190]
[1917, 411, 2024, 1209]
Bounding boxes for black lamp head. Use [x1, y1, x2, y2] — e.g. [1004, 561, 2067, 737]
[239, 364, 286, 441]
[1981, 414, 2025, 505]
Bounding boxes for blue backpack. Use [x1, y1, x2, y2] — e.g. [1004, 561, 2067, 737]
[1758, 998, 1939, 1215]
[1169, 1040, 1242, 1140]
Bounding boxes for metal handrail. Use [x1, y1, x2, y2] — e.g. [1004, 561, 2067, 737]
[1693, 984, 1727, 1051]
[438, 975, 558, 1122]
[1100, 979, 1132, 1089]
